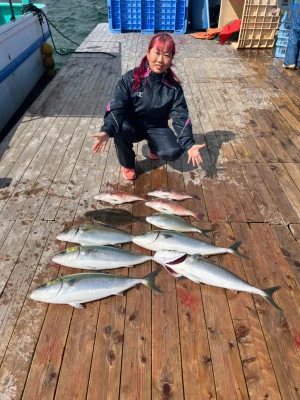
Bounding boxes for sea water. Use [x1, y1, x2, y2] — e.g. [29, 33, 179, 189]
[43, 0, 108, 70]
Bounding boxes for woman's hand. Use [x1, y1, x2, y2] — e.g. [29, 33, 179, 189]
[91, 132, 110, 153]
[187, 144, 206, 167]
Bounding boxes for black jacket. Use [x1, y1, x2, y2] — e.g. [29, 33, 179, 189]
[101, 68, 195, 151]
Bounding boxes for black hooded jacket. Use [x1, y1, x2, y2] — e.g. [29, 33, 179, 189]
[101, 68, 195, 151]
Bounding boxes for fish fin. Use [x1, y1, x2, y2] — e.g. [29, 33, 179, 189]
[229, 241, 250, 260]
[263, 286, 283, 312]
[69, 302, 85, 309]
[199, 229, 213, 239]
[143, 269, 164, 293]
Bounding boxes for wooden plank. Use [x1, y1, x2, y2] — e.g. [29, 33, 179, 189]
[284, 163, 300, 192]
[119, 167, 152, 400]
[271, 224, 300, 289]
[214, 223, 280, 399]
[241, 163, 284, 224]
[0, 222, 64, 397]
[231, 223, 300, 400]
[226, 163, 263, 223]
[255, 163, 300, 223]
[290, 224, 300, 243]
[269, 163, 300, 220]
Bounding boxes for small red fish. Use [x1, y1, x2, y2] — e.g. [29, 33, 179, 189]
[148, 188, 200, 201]
[94, 190, 145, 205]
[145, 199, 204, 220]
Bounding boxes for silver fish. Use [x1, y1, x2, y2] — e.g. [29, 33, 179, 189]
[153, 250, 282, 311]
[94, 190, 146, 205]
[148, 188, 200, 201]
[57, 224, 133, 246]
[52, 245, 153, 270]
[145, 199, 204, 220]
[132, 230, 250, 259]
[146, 213, 212, 239]
[30, 269, 163, 308]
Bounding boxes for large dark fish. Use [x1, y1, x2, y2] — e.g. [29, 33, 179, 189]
[85, 208, 146, 226]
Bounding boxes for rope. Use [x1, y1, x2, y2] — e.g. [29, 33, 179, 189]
[22, 5, 116, 58]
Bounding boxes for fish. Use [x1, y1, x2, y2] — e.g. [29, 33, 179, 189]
[56, 224, 133, 246]
[153, 250, 282, 311]
[94, 190, 146, 205]
[85, 208, 146, 226]
[145, 199, 204, 220]
[146, 213, 212, 239]
[132, 230, 250, 259]
[52, 245, 153, 270]
[147, 188, 200, 201]
[30, 269, 163, 308]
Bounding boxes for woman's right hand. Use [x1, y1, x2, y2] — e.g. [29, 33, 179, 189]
[91, 132, 110, 153]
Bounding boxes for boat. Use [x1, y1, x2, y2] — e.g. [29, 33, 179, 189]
[0, 0, 50, 133]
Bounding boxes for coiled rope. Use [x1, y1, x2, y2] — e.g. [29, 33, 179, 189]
[22, 4, 116, 58]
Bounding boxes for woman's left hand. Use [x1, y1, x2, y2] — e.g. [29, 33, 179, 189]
[187, 144, 206, 167]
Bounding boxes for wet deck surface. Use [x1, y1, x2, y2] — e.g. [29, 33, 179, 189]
[0, 23, 300, 399]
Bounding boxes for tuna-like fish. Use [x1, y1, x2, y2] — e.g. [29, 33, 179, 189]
[57, 224, 133, 246]
[145, 199, 204, 220]
[85, 208, 146, 226]
[30, 269, 163, 308]
[132, 230, 250, 259]
[52, 245, 153, 270]
[94, 190, 146, 205]
[148, 188, 200, 201]
[146, 213, 212, 239]
[153, 250, 282, 311]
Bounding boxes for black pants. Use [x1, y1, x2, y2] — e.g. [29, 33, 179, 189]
[114, 119, 184, 168]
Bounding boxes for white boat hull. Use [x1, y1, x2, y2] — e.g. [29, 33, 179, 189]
[0, 4, 50, 132]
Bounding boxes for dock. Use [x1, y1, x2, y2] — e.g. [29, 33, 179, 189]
[0, 23, 300, 399]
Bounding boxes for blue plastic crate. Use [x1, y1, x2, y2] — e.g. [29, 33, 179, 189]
[108, 0, 188, 33]
[275, 45, 287, 58]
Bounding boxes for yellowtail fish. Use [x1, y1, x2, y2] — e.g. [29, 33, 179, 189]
[56, 224, 133, 246]
[154, 250, 282, 311]
[146, 213, 212, 239]
[52, 245, 153, 270]
[30, 269, 163, 308]
[94, 190, 146, 205]
[133, 230, 250, 259]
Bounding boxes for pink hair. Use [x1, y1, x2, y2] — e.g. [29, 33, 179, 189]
[132, 33, 181, 92]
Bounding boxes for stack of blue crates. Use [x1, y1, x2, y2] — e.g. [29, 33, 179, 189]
[275, 9, 292, 58]
[108, 0, 188, 34]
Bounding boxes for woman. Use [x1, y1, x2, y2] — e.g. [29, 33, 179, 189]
[92, 33, 205, 180]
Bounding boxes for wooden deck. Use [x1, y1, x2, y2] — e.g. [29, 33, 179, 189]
[0, 23, 300, 399]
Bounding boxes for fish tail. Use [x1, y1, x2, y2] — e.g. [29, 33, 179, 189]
[263, 286, 282, 311]
[192, 194, 200, 200]
[229, 241, 250, 260]
[143, 269, 163, 293]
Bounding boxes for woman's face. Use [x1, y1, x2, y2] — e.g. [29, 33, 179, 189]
[146, 43, 173, 74]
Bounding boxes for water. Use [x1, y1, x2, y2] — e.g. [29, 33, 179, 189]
[43, 0, 108, 70]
